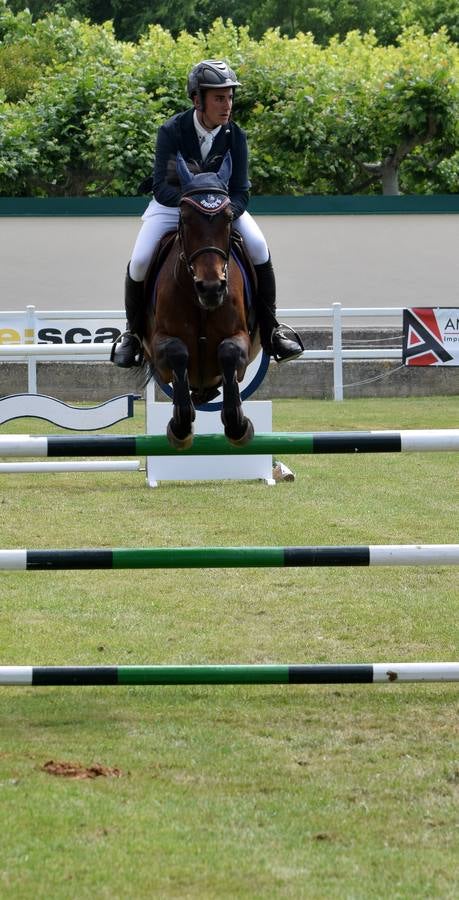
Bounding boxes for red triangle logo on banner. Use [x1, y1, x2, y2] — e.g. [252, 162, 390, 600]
[412, 308, 443, 342]
[403, 308, 455, 366]
[407, 350, 439, 366]
[407, 325, 423, 347]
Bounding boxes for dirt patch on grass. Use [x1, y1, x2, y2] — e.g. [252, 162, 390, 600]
[42, 760, 122, 779]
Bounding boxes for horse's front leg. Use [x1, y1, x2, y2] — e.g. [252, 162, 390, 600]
[218, 338, 254, 446]
[155, 337, 195, 450]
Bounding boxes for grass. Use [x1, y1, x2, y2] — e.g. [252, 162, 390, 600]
[0, 397, 458, 899]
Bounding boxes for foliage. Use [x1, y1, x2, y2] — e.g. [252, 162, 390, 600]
[5, 0, 459, 44]
[0, 6, 457, 196]
[402, 0, 459, 44]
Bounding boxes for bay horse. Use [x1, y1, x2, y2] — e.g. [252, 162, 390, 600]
[143, 151, 259, 450]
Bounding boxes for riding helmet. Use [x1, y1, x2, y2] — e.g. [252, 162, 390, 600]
[187, 60, 241, 101]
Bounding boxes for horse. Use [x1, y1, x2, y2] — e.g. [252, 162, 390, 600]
[142, 151, 260, 451]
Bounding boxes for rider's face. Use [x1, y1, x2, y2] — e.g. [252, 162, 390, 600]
[195, 87, 233, 129]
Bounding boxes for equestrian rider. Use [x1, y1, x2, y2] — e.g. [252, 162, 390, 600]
[112, 59, 304, 367]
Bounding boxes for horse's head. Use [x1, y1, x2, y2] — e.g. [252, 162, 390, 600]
[177, 152, 233, 311]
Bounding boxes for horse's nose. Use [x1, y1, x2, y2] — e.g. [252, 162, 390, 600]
[195, 279, 227, 309]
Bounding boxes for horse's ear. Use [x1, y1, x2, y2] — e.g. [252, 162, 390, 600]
[217, 151, 232, 186]
[176, 152, 193, 187]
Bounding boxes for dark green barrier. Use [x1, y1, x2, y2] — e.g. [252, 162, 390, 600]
[0, 195, 458, 216]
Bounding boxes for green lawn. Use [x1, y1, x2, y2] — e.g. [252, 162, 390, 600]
[0, 397, 458, 899]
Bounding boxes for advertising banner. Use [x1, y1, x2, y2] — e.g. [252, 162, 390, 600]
[402, 308, 459, 366]
[0, 312, 123, 345]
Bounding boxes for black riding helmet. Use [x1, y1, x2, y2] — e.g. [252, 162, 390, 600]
[187, 59, 241, 108]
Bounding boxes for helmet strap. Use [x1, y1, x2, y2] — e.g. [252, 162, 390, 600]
[192, 91, 204, 113]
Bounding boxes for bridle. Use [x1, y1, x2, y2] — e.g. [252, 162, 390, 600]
[177, 188, 232, 289]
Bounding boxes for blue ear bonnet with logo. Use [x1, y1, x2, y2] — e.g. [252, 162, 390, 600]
[177, 151, 232, 215]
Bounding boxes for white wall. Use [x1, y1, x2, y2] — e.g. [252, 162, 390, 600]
[1, 214, 457, 324]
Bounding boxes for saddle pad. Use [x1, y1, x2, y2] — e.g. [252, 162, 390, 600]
[231, 249, 256, 336]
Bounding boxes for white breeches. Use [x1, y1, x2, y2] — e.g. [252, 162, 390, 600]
[129, 199, 269, 282]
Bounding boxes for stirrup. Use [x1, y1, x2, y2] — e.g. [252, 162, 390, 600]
[110, 331, 143, 367]
[271, 324, 304, 363]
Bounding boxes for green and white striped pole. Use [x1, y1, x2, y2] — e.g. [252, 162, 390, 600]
[0, 545, 458, 570]
[0, 429, 458, 458]
[1, 663, 458, 686]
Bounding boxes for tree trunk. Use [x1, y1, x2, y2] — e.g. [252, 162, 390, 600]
[361, 119, 438, 196]
[380, 163, 400, 195]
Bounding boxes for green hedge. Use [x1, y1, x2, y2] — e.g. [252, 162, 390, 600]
[1, 12, 458, 197]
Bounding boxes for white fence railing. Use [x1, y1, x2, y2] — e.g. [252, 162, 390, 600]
[0, 302, 404, 401]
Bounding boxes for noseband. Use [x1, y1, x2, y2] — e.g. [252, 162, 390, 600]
[178, 189, 232, 286]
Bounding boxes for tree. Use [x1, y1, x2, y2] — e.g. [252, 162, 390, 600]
[1, 13, 457, 196]
[246, 0, 406, 44]
[111, 0, 200, 42]
[358, 29, 458, 194]
[5, 1, 252, 40]
[237, 28, 458, 195]
[4, 0, 459, 44]
[402, 0, 459, 45]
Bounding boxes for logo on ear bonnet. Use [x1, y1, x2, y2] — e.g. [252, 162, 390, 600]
[182, 192, 231, 214]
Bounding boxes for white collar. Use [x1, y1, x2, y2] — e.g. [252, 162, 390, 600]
[193, 109, 222, 142]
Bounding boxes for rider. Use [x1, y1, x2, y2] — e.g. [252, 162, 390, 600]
[112, 59, 304, 367]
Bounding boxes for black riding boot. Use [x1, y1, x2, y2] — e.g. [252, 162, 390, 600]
[111, 266, 145, 368]
[254, 257, 304, 362]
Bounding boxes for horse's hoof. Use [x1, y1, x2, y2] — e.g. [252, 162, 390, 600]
[166, 420, 194, 451]
[226, 417, 254, 447]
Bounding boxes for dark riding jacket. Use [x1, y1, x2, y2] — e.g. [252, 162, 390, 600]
[152, 108, 250, 220]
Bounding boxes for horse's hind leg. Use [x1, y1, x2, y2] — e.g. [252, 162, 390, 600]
[218, 339, 254, 446]
[156, 337, 195, 450]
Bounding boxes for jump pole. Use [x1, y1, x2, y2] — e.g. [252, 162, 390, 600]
[1, 544, 458, 569]
[1, 663, 458, 685]
[0, 429, 458, 458]
[0, 461, 140, 473]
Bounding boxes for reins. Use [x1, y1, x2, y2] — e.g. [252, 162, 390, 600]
[177, 192, 232, 288]
[176, 188, 233, 398]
